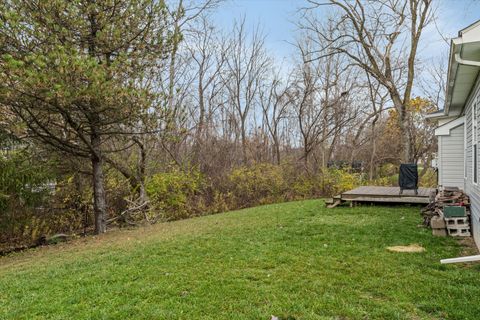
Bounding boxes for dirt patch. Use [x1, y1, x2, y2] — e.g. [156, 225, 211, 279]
[458, 237, 479, 256]
[387, 244, 425, 253]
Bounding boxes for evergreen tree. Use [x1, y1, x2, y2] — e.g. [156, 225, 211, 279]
[0, 0, 173, 233]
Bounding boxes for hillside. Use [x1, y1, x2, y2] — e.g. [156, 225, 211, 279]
[1, 200, 479, 319]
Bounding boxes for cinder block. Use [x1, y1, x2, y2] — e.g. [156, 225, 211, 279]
[447, 227, 471, 237]
[432, 228, 447, 237]
[444, 217, 469, 227]
[430, 216, 446, 229]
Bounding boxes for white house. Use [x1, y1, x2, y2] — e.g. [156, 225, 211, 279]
[428, 20, 480, 249]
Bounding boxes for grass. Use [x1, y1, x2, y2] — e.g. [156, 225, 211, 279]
[1, 200, 479, 320]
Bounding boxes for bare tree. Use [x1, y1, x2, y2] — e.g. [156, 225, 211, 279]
[363, 73, 389, 179]
[303, 0, 433, 163]
[186, 15, 228, 164]
[420, 52, 447, 108]
[291, 36, 354, 170]
[259, 71, 291, 164]
[223, 19, 271, 164]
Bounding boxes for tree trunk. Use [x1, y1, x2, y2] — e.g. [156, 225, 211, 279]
[135, 137, 149, 204]
[369, 115, 379, 180]
[192, 80, 205, 165]
[392, 93, 412, 163]
[274, 138, 281, 165]
[91, 135, 107, 234]
[400, 114, 412, 163]
[303, 135, 310, 172]
[104, 156, 148, 205]
[326, 133, 339, 165]
[241, 120, 247, 165]
[369, 139, 376, 180]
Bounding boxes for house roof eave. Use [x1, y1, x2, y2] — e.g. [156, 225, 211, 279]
[444, 20, 480, 117]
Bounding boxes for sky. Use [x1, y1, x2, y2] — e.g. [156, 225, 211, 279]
[210, 0, 480, 100]
[211, 0, 480, 57]
[211, 0, 302, 62]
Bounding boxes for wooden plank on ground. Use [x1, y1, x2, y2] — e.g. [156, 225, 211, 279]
[327, 199, 342, 208]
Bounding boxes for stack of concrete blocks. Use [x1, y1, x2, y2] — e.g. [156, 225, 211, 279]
[430, 206, 470, 237]
[444, 206, 470, 237]
[445, 216, 470, 237]
[430, 215, 447, 236]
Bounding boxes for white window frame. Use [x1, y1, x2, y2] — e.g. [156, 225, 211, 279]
[472, 101, 478, 185]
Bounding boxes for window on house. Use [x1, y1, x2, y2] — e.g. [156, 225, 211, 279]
[473, 102, 478, 184]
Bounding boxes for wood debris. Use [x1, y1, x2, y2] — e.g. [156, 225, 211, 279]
[421, 187, 470, 227]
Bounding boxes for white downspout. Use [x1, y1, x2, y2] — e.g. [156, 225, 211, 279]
[441, 255, 480, 264]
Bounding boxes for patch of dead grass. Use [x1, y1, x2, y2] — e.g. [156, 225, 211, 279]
[386, 243, 425, 253]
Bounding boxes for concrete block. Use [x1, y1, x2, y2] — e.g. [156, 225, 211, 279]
[447, 227, 471, 237]
[430, 216, 446, 229]
[444, 217, 469, 227]
[446, 224, 470, 229]
[432, 228, 447, 237]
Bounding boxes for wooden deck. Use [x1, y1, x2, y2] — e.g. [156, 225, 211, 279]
[327, 186, 436, 207]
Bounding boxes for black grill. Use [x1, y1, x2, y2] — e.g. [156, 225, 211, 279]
[399, 164, 418, 195]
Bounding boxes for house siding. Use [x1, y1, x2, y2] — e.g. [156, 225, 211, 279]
[438, 124, 465, 189]
[463, 77, 480, 247]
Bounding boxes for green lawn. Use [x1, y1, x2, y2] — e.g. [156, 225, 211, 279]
[1, 200, 479, 319]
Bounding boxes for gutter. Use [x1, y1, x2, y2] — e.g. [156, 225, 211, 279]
[425, 111, 453, 120]
[444, 40, 480, 117]
[443, 42, 457, 116]
[454, 53, 480, 67]
[434, 116, 465, 136]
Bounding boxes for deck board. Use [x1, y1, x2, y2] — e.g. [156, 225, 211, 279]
[339, 186, 435, 204]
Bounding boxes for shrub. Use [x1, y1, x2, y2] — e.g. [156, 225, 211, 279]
[209, 190, 231, 214]
[0, 149, 57, 250]
[227, 163, 287, 207]
[377, 163, 399, 178]
[419, 168, 437, 188]
[289, 174, 318, 200]
[321, 168, 363, 196]
[146, 169, 204, 220]
[369, 176, 393, 186]
[0, 149, 54, 211]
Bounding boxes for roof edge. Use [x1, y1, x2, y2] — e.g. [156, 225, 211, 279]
[460, 19, 480, 36]
[434, 116, 465, 136]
